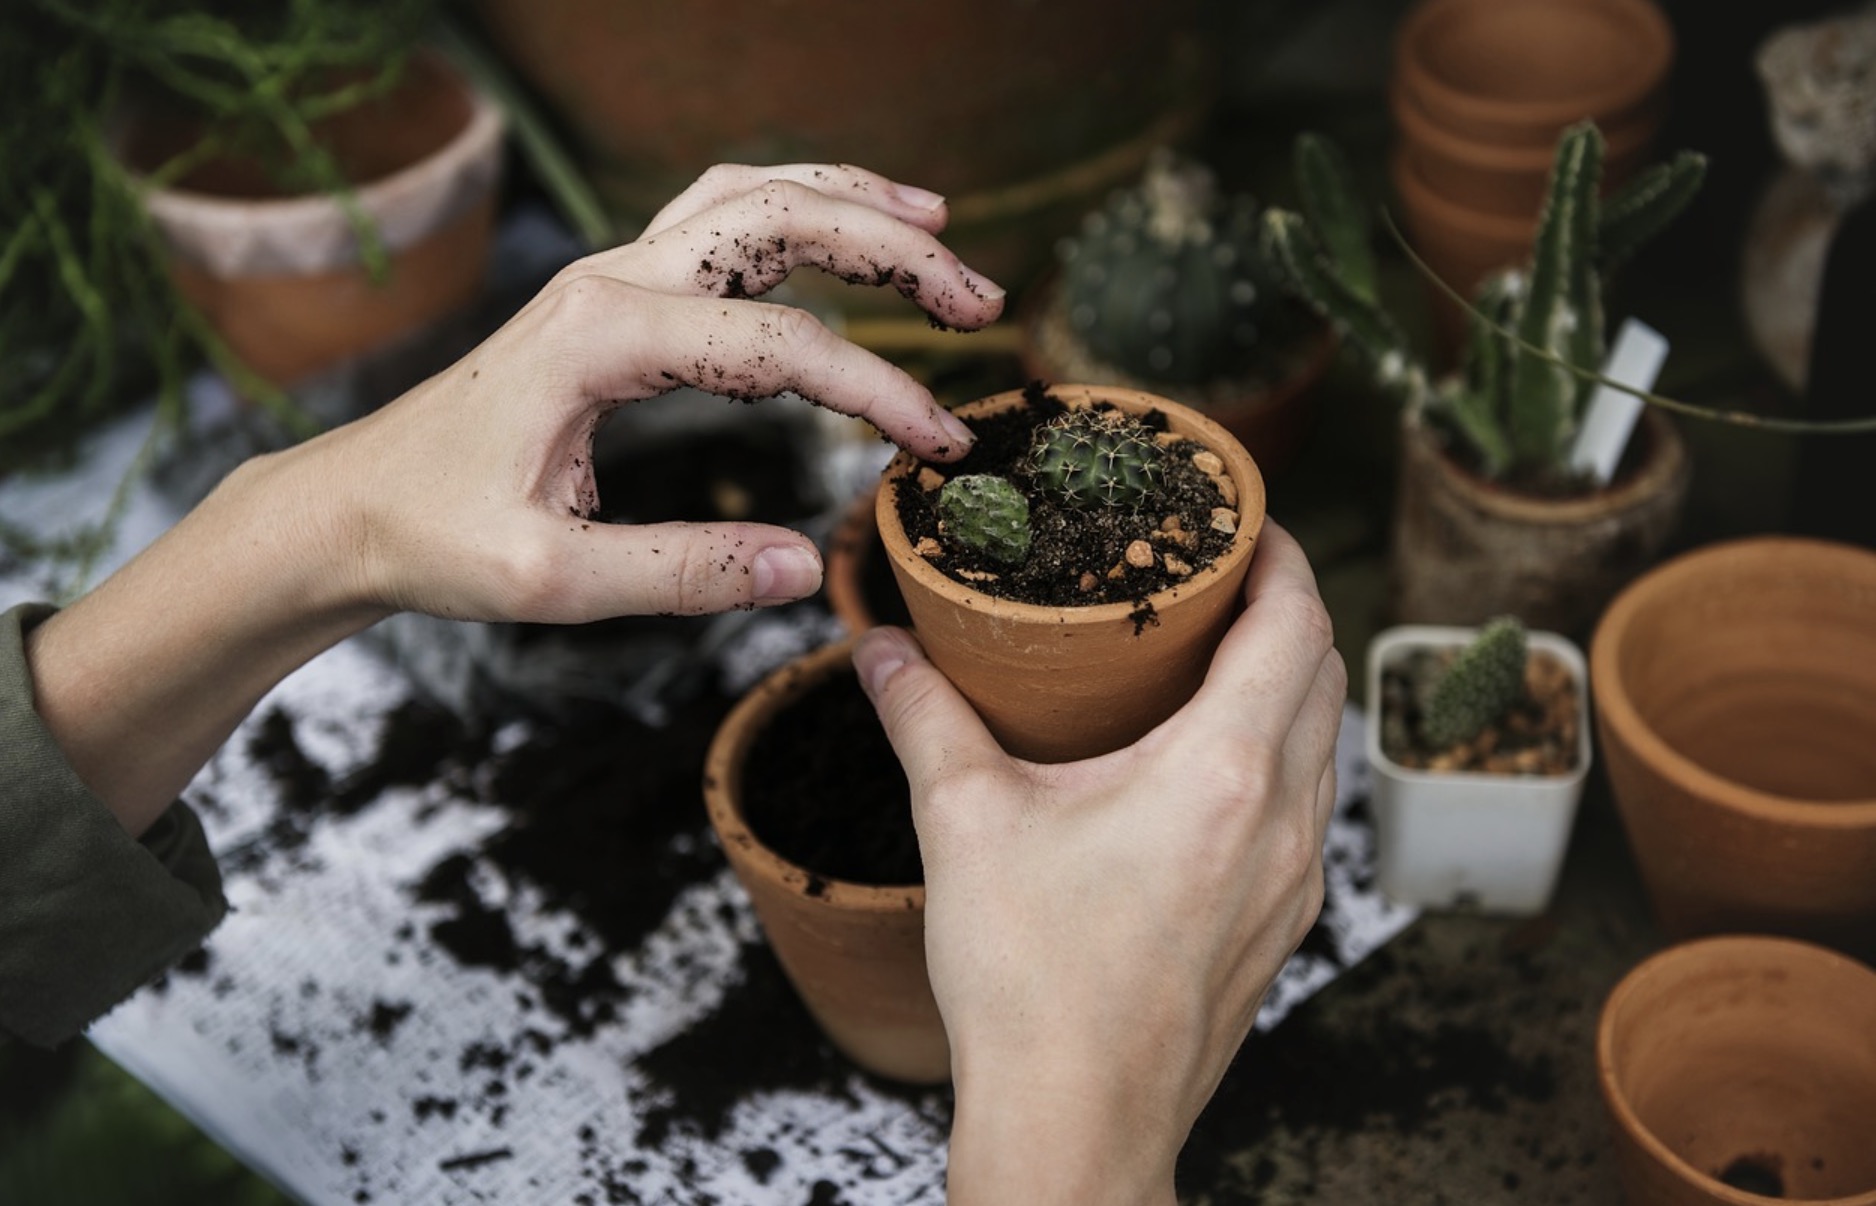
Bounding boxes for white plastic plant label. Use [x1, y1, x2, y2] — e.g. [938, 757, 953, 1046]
[1569, 317, 1669, 485]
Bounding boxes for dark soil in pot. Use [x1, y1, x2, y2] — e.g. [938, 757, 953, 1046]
[893, 382, 1236, 607]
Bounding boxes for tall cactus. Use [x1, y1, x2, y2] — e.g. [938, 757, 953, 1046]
[1420, 616, 1529, 749]
[1261, 123, 1706, 485]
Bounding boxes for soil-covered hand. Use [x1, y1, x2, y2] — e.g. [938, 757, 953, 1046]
[27, 164, 1002, 836]
[853, 522, 1344, 1206]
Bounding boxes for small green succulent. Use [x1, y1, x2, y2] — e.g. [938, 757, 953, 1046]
[936, 473, 1032, 565]
[1025, 409, 1166, 511]
[1420, 616, 1529, 749]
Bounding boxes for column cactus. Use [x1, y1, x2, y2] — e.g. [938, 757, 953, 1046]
[1262, 124, 1706, 487]
[1418, 616, 1529, 748]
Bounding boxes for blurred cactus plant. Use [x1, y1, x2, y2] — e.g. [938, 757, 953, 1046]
[1419, 616, 1529, 748]
[1262, 124, 1706, 487]
[1026, 408, 1167, 510]
[1054, 148, 1302, 386]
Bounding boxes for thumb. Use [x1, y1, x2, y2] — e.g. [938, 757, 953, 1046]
[852, 626, 1007, 797]
[527, 520, 824, 620]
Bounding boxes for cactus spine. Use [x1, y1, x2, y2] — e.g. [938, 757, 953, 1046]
[1262, 123, 1706, 485]
[1420, 616, 1529, 749]
[1026, 409, 1166, 511]
[937, 474, 1032, 565]
[1055, 149, 1283, 385]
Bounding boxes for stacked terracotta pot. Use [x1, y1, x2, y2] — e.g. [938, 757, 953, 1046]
[1389, 0, 1674, 352]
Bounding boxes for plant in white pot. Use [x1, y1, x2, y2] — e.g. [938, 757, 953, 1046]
[1364, 615, 1591, 915]
[1264, 124, 1706, 636]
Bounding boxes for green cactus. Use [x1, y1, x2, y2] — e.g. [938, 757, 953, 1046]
[937, 474, 1032, 565]
[1054, 148, 1295, 385]
[1420, 616, 1530, 749]
[1025, 409, 1166, 511]
[1261, 123, 1707, 485]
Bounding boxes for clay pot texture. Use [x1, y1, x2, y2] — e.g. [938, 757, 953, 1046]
[1591, 537, 1876, 961]
[1388, 407, 1689, 637]
[824, 483, 912, 636]
[1019, 278, 1340, 479]
[877, 385, 1266, 764]
[1597, 935, 1876, 1205]
[123, 51, 503, 387]
[473, 0, 1210, 296]
[1392, 0, 1673, 150]
[702, 638, 947, 1084]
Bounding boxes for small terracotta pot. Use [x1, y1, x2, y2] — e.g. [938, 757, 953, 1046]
[123, 50, 504, 387]
[1591, 537, 1876, 960]
[1392, 0, 1674, 151]
[877, 384, 1266, 763]
[702, 638, 948, 1084]
[1019, 276, 1340, 478]
[824, 483, 911, 635]
[1389, 150, 1538, 357]
[1597, 935, 1876, 1205]
[1389, 407, 1690, 637]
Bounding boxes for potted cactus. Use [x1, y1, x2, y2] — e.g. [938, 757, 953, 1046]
[1365, 616, 1591, 916]
[876, 382, 1265, 763]
[1021, 149, 1338, 475]
[1263, 124, 1706, 636]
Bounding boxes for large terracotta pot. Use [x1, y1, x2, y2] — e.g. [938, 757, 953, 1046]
[877, 384, 1266, 763]
[1590, 537, 1876, 961]
[123, 50, 504, 388]
[473, 0, 1212, 299]
[1597, 935, 1876, 1205]
[702, 637, 947, 1084]
[1388, 407, 1690, 637]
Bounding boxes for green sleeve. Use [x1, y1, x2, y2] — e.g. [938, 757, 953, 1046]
[0, 603, 229, 1047]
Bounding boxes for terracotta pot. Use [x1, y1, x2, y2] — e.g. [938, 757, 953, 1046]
[1019, 277, 1340, 478]
[1388, 406, 1689, 637]
[824, 483, 911, 635]
[1597, 935, 1876, 1205]
[1389, 150, 1537, 356]
[1590, 537, 1876, 960]
[473, 0, 1212, 299]
[702, 637, 948, 1084]
[123, 50, 503, 387]
[1390, 79, 1659, 219]
[877, 384, 1266, 763]
[1392, 0, 1674, 152]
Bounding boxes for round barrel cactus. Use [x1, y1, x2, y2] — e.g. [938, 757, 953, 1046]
[1026, 409, 1165, 511]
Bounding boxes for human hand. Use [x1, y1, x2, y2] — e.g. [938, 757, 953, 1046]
[853, 522, 1345, 1205]
[256, 163, 1005, 625]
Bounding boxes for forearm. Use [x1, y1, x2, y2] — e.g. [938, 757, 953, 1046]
[24, 438, 386, 837]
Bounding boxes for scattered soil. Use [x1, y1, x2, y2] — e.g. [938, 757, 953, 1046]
[892, 382, 1238, 607]
[740, 667, 920, 886]
[1378, 648, 1581, 776]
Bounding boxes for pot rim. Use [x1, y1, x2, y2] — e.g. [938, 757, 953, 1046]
[1389, 79, 1659, 172]
[1395, 0, 1674, 135]
[876, 383, 1267, 625]
[1594, 933, 1876, 1206]
[1365, 623, 1592, 786]
[1402, 408, 1689, 525]
[1392, 149, 1538, 243]
[703, 636, 928, 913]
[1590, 535, 1876, 822]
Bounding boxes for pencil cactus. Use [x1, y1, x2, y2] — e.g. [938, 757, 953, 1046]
[1054, 149, 1289, 384]
[1026, 409, 1166, 511]
[1420, 616, 1528, 748]
[937, 474, 1032, 565]
[1262, 123, 1706, 486]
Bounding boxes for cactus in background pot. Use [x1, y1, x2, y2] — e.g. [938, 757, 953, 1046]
[1263, 124, 1706, 489]
[1419, 616, 1528, 748]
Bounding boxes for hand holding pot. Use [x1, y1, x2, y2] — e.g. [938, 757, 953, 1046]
[855, 522, 1344, 1206]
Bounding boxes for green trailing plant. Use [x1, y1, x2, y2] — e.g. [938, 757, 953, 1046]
[1262, 124, 1707, 488]
[936, 474, 1032, 566]
[1419, 616, 1528, 749]
[1025, 409, 1166, 511]
[1053, 148, 1305, 386]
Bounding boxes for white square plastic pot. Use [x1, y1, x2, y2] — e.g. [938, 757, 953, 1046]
[1364, 624, 1592, 916]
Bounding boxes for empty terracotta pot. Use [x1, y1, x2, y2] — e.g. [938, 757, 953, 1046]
[823, 483, 911, 635]
[1393, 0, 1673, 151]
[703, 638, 947, 1084]
[1389, 150, 1538, 355]
[1597, 934, 1876, 1205]
[877, 384, 1266, 763]
[1592, 537, 1876, 961]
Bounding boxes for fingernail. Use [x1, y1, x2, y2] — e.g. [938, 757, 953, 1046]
[853, 628, 915, 700]
[752, 544, 822, 605]
[957, 263, 1006, 302]
[895, 183, 946, 212]
[936, 407, 977, 453]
